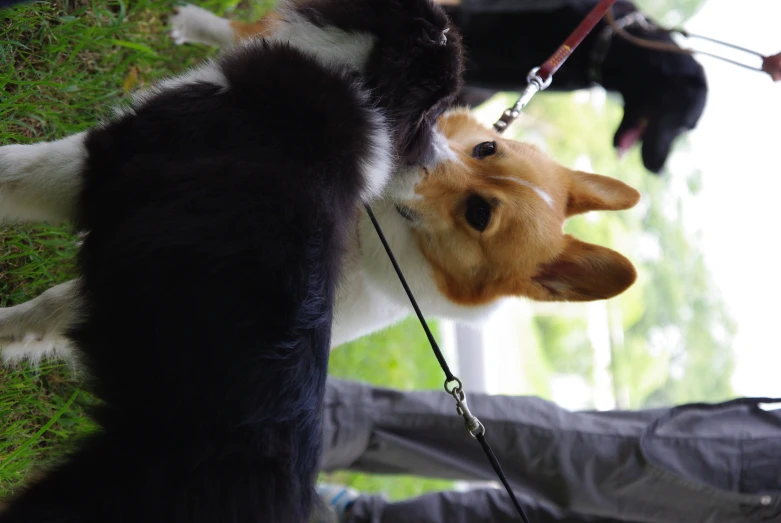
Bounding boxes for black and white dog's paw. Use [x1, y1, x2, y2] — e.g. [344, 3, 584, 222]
[0, 298, 75, 365]
[0, 331, 72, 366]
[169, 4, 234, 47]
[0, 135, 86, 223]
[0, 309, 49, 364]
[0, 143, 26, 220]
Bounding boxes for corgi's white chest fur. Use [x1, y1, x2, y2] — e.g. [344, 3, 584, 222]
[331, 198, 501, 348]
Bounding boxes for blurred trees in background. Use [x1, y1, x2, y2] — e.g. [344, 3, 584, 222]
[481, 0, 734, 408]
[507, 78, 735, 409]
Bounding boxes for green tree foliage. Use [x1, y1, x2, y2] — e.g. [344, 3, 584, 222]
[634, 0, 706, 25]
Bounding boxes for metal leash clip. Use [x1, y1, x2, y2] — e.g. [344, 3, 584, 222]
[493, 67, 553, 134]
[445, 378, 486, 438]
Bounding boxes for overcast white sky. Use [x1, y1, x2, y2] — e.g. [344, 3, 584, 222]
[684, 0, 781, 397]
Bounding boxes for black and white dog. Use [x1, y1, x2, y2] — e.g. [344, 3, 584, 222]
[0, 0, 461, 521]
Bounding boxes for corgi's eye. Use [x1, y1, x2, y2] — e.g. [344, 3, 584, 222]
[472, 141, 497, 159]
[465, 194, 492, 232]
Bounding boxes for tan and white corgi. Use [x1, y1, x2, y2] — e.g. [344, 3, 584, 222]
[0, 108, 639, 361]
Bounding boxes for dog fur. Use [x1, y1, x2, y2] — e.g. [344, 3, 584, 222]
[0, 0, 462, 520]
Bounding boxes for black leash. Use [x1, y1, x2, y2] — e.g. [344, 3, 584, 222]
[364, 204, 532, 523]
[362, 5, 633, 518]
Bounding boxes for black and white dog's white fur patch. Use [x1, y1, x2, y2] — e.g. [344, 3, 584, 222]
[0, 0, 462, 521]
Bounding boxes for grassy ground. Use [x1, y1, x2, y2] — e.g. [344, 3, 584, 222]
[0, 0, 451, 501]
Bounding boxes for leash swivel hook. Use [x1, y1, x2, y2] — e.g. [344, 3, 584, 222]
[446, 378, 486, 438]
[493, 67, 553, 134]
[453, 388, 486, 438]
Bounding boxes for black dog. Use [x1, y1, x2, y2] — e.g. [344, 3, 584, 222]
[0, 0, 31, 8]
[443, 0, 707, 173]
[0, 0, 461, 521]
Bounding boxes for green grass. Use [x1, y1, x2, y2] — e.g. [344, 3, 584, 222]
[1, 0, 452, 501]
[0, 224, 86, 495]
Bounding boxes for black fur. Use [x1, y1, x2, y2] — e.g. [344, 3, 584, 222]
[0, 0, 32, 8]
[298, 0, 463, 166]
[443, 0, 707, 174]
[0, 1, 462, 520]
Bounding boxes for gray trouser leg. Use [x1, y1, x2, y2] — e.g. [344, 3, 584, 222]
[348, 488, 625, 523]
[323, 378, 781, 523]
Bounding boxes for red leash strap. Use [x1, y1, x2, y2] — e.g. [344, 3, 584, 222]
[537, 0, 617, 81]
[494, 0, 617, 133]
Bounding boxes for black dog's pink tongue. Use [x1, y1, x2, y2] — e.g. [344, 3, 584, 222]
[616, 124, 647, 158]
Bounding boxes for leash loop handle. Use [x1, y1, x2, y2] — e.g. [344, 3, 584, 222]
[444, 377, 463, 395]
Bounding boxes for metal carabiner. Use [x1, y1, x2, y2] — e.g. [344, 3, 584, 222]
[493, 68, 552, 134]
[451, 388, 486, 438]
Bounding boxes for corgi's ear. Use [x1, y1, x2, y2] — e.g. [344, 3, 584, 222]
[566, 170, 640, 217]
[528, 235, 636, 302]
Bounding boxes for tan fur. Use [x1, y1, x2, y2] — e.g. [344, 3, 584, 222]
[228, 0, 456, 42]
[229, 12, 282, 41]
[398, 109, 640, 305]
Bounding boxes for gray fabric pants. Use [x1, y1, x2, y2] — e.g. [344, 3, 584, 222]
[322, 379, 781, 523]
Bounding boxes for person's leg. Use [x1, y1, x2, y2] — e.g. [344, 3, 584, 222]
[311, 485, 361, 523]
[323, 379, 781, 522]
[347, 488, 627, 523]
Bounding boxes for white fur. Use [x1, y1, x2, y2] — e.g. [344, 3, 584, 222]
[133, 60, 228, 107]
[168, 2, 377, 74]
[332, 232, 409, 347]
[0, 132, 86, 223]
[0, 281, 80, 364]
[168, 3, 377, 74]
[356, 200, 502, 326]
[490, 176, 554, 208]
[157, 61, 228, 92]
[358, 109, 394, 202]
[335, 201, 502, 347]
[428, 128, 460, 166]
[269, 10, 376, 73]
[169, 4, 236, 47]
[388, 166, 425, 202]
[388, 129, 456, 203]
